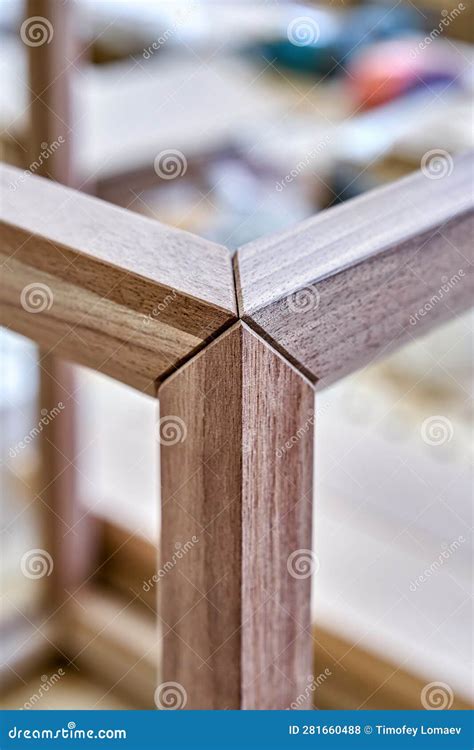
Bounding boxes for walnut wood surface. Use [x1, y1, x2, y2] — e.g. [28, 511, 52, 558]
[3, 5, 472, 716]
[0, 164, 236, 392]
[236, 153, 474, 387]
[159, 322, 314, 709]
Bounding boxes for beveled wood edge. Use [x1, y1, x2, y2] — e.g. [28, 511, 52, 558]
[234, 152, 474, 387]
[0, 163, 238, 391]
[235, 151, 474, 316]
[2, 156, 472, 392]
[0, 163, 236, 316]
[237, 211, 474, 390]
[157, 320, 315, 392]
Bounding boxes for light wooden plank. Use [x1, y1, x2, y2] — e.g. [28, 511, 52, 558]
[312, 625, 473, 711]
[0, 617, 58, 689]
[158, 322, 314, 709]
[66, 589, 157, 709]
[0, 164, 236, 393]
[236, 153, 474, 387]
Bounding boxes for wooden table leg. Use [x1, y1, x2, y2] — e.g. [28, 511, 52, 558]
[158, 322, 315, 709]
[25, 0, 97, 644]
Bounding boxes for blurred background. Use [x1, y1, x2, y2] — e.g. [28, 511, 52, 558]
[0, 0, 472, 710]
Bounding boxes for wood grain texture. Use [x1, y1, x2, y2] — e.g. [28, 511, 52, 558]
[0, 164, 236, 392]
[236, 153, 474, 387]
[26, 0, 77, 187]
[241, 325, 314, 709]
[25, 0, 97, 615]
[158, 322, 314, 709]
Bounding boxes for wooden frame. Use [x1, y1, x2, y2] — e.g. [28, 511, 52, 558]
[236, 153, 474, 387]
[0, 164, 236, 394]
[1, 155, 473, 709]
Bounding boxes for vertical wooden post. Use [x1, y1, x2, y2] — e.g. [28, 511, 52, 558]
[26, 0, 76, 185]
[25, 0, 96, 617]
[158, 323, 315, 709]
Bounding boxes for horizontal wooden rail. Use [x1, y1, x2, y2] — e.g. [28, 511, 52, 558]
[0, 164, 236, 393]
[236, 152, 474, 387]
[2, 156, 472, 392]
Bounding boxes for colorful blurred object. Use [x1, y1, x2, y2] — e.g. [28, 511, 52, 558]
[254, 3, 422, 76]
[347, 37, 464, 109]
